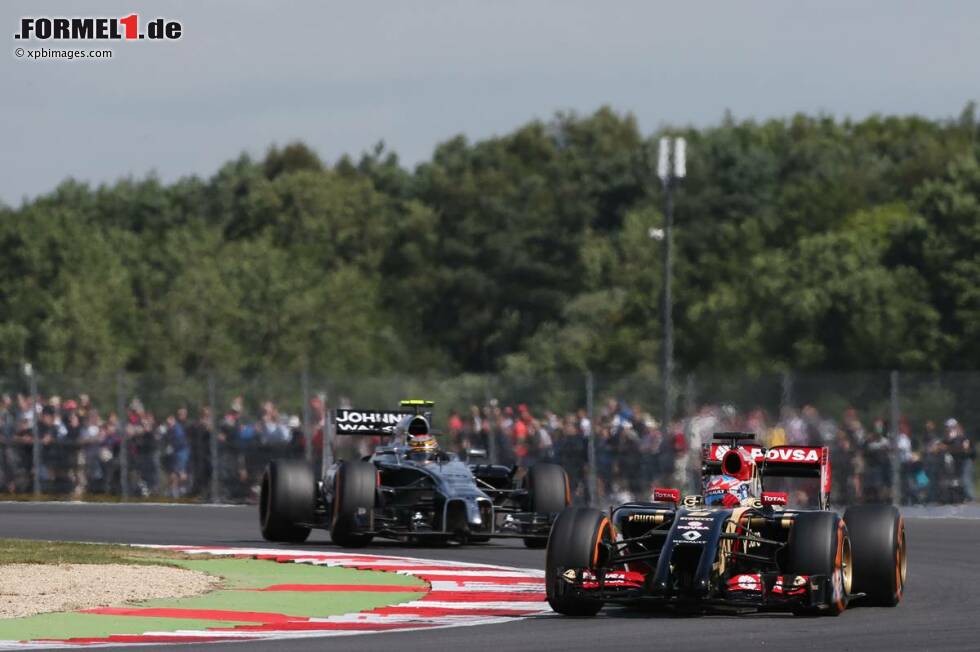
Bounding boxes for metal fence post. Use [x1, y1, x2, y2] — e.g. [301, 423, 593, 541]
[684, 373, 696, 418]
[208, 373, 219, 504]
[484, 378, 497, 464]
[301, 363, 312, 462]
[116, 370, 129, 499]
[890, 370, 902, 505]
[586, 371, 598, 507]
[322, 409, 334, 480]
[780, 370, 794, 414]
[27, 364, 40, 497]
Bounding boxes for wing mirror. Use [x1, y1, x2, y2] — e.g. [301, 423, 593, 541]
[466, 448, 487, 460]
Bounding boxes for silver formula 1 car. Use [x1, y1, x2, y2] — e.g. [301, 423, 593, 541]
[260, 400, 571, 547]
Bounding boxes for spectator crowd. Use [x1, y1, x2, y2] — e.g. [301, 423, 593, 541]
[1, 390, 975, 506]
[443, 399, 975, 506]
[0, 392, 307, 500]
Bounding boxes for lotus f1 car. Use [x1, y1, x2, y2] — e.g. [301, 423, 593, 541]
[260, 400, 571, 547]
[546, 432, 907, 616]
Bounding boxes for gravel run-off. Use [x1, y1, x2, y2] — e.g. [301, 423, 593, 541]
[0, 564, 218, 619]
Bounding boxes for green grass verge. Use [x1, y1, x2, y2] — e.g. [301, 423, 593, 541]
[0, 539, 192, 566]
[0, 613, 246, 641]
[168, 558, 424, 589]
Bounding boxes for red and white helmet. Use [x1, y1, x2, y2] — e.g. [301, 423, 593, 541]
[705, 475, 752, 506]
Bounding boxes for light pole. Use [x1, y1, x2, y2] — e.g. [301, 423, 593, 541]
[657, 136, 685, 438]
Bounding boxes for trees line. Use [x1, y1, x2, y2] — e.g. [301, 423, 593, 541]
[1, 105, 977, 378]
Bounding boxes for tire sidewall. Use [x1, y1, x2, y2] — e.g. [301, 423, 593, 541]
[785, 511, 849, 615]
[843, 504, 905, 606]
[528, 462, 571, 514]
[260, 459, 314, 542]
[330, 460, 376, 547]
[545, 507, 610, 616]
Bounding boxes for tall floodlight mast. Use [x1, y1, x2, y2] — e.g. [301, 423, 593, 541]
[656, 136, 686, 450]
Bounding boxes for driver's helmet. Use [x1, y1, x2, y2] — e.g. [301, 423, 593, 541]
[407, 433, 438, 459]
[705, 474, 752, 507]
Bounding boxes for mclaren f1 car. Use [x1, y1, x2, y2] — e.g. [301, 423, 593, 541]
[260, 400, 571, 547]
[546, 432, 907, 616]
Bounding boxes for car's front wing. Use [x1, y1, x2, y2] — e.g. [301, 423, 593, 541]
[556, 568, 837, 612]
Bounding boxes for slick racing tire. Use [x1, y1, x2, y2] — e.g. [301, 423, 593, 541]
[545, 507, 612, 616]
[331, 460, 376, 548]
[844, 504, 906, 607]
[785, 511, 851, 616]
[524, 462, 572, 549]
[259, 459, 314, 543]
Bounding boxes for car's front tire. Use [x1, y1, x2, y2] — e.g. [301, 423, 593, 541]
[785, 511, 851, 616]
[259, 460, 314, 543]
[545, 507, 611, 616]
[330, 460, 376, 548]
[844, 504, 906, 606]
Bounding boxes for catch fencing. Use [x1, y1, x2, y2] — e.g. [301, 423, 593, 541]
[0, 368, 976, 507]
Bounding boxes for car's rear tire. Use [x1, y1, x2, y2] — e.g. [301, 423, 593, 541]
[524, 462, 571, 549]
[330, 460, 376, 548]
[259, 460, 314, 543]
[784, 511, 851, 616]
[545, 507, 611, 616]
[844, 504, 906, 606]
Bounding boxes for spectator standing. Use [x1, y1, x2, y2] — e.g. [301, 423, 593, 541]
[188, 406, 213, 497]
[38, 405, 67, 492]
[894, 418, 915, 504]
[946, 419, 975, 502]
[863, 418, 893, 503]
[0, 395, 16, 492]
[163, 413, 190, 497]
[446, 410, 464, 451]
[79, 410, 105, 494]
[63, 408, 82, 495]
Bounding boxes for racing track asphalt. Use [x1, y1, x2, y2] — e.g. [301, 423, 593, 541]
[1, 501, 977, 652]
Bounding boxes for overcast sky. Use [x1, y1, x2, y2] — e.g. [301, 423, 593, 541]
[2, 1, 979, 206]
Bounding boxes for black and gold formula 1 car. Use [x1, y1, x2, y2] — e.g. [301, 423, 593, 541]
[546, 432, 907, 616]
[260, 400, 571, 547]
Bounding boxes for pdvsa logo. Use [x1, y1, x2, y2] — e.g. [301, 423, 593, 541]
[712, 445, 820, 463]
[766, 447, 820, 463]
[15, 15, 182, 41]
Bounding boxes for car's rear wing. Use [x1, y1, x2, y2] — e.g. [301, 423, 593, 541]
[321, 401, 434, 476]
[333, 408, 416, 436]
[331, 400, 434, 436]
[703, 440, 831, 509]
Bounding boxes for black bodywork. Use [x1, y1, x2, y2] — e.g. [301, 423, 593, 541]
[559, 500, 841, 611]
[551, 433, 849, 614]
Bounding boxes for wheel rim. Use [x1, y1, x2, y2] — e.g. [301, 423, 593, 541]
[841, 535, 853, 596]
[896, 519, 908, 592]
[592, 518, 613, 568]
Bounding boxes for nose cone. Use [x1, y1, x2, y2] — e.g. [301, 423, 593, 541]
[465, 499, 483, 526]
